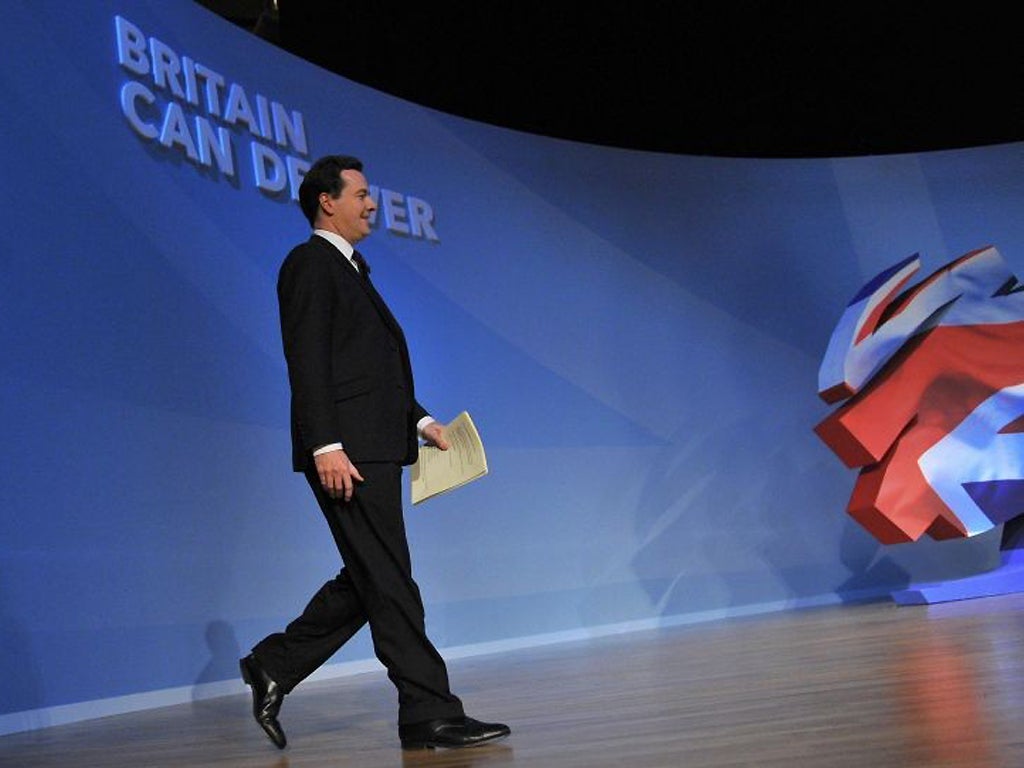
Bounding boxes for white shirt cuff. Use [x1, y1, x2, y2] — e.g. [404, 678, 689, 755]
[312, 442, 343, 456]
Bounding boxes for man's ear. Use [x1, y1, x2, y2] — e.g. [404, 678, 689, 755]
[319, 192, 334, 217]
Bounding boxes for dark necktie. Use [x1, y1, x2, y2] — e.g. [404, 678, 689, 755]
[352, 248, 394, 319]
[352, 250, 371, 280]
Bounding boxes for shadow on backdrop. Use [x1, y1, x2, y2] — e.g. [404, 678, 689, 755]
[192, 619, 242, 701]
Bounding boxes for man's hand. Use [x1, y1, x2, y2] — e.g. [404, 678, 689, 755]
[421, 422, 450, 450]
[314, 449, 364, 501]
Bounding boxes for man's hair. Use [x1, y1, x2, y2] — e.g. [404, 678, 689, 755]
[298, 155, 364, 227]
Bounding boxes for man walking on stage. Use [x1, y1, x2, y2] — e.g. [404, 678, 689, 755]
[240, 154, 509, 751]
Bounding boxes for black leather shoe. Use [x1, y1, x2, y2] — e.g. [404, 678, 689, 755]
[240, 654, 287, 749]
[399, 716, 510, 750]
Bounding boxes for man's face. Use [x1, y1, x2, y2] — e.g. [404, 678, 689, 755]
[321, 169, 377, 243]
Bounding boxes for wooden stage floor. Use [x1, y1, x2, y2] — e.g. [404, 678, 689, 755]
[3, 592, 1023, 767]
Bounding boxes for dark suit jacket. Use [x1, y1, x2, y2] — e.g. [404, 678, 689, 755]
[277, 235, 427, 471]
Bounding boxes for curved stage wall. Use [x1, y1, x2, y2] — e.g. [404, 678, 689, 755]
[2, 0, 1023, 734]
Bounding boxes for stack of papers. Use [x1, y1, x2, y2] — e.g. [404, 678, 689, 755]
[410, 411, 488, 505]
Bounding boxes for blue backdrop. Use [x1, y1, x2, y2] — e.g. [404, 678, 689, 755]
[2, 0, 1022, 734]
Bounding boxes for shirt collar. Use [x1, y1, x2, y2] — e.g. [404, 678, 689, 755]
[313, 229, 356, 264]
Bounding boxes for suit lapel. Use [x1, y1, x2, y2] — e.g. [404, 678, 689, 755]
[311, 236, 405, 340]
[358, 271, 406, 341]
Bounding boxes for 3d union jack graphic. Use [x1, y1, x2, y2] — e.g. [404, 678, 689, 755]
[815, 245, 1024, 545]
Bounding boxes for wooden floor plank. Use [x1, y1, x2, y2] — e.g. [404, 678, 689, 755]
[2, 593, 1023, 767]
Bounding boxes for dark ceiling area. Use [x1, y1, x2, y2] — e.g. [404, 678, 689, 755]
[198, 1, 1023, 158]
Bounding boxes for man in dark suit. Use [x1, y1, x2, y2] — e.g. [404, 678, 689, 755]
[240, 155, 509, 751]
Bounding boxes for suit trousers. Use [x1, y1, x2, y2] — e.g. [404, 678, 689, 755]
[252, 461, 464, 725]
